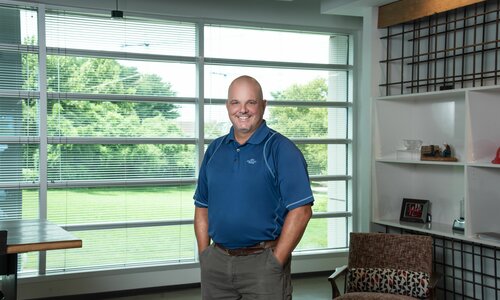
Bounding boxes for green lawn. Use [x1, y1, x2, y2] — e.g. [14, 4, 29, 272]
[21, 186, 336, 273]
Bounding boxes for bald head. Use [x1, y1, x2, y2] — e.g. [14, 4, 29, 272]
[227, 75, 263, 101]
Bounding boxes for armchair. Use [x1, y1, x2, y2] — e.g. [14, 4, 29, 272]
[329, 232, 440, 300]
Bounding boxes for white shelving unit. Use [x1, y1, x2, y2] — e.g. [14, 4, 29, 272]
[372, 86, 500, 247]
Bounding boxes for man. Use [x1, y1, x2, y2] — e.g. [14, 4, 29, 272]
[194, 75, 314, 300]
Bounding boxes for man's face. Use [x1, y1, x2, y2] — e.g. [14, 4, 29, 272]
[226, 80, 266, 139]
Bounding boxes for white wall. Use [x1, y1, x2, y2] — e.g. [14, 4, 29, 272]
[356, 7, 380, 233]
[9, 0, 366, 298]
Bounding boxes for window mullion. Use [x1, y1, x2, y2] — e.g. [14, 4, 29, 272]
[37, 3, 47, 276]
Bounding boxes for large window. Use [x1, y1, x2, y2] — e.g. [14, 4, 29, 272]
[0, 2, 354, 277]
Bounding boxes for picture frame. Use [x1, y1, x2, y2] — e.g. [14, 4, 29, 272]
[400, 198, 429, 223]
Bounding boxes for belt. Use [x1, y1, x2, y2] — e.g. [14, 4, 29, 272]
[215, 240, 278, 256]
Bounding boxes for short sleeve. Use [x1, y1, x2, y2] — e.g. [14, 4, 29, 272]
[275, 138, 314, 210]
[193, 145, 213, 208]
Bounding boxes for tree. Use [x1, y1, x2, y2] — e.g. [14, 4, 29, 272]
[268, 78, 328, 175]
[23, 54, 191, 180]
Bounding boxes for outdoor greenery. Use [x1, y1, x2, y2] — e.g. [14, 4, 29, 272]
[22, 55, 195, 181]
[21, 186, 329, 271]
[22, 55, 329, 180]
[268, 78, 328, 174]
[17, 54, 334, 271]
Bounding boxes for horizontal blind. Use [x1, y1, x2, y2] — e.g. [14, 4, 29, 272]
[0, 3, 40, 253]
[41, 10, 199, 272]
[45, 56, 197, 97]
[0, 6, 38, 91]
[47, 144, 196, 182]
[204, 103, 348, 139]
[45, 11, 195, 56]
[204, 25, 349, 65]
[0, 97, 39, 137]
[47, 99, 195, 138]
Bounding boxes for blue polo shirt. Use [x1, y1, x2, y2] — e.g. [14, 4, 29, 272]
[193, 121, 314, 249]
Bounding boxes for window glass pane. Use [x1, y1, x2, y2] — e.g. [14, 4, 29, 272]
[0, 6, 37, 45]
[296, 218, 328, 250]
[12, 188, 39, 275]
[47, 144, 196, 182]
[204, 103, 229, 139]
[46, 186, 196, 271]
[0, 188, 37, 221]
[0, 51, 38, 91]
[311, 181, 347, 213]
[0, 98, 39, 136]
[268, 107, 347, 139]
[0, 144, 38, 183]
[46, 56, 195, 97]
[46, 225, 196, 272]
[298, 144, 347, 176]
[330, 35, 350, 65]
[48, 186, 195, 225]
[327, 217, 349, 248]
[296, 217, 349, 251]
[46, 11, 196, 56]
[204, 104, 347, 139]
[48, 99, 194, 138]
[205, 25, 347, 65]
[206, 65, 347, 101]
[20, 251, 38, 276]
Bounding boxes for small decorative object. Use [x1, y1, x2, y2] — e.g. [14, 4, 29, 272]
[400, 198, 430, 223]
[492, 147, 500, 164]
[396, 139, 422, 160]
[452, 198, 465, 232]
[402, 139, 423, 151]
[420, 144, 458, 162]
[452, 218, 465, 232]
[442, 144, 451, 157]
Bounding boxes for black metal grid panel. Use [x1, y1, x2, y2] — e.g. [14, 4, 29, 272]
[382, 225, 500, 300]
[380, 0, 500, 96]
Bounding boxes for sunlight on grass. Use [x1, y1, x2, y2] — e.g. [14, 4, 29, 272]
[21, 185, 345, 272]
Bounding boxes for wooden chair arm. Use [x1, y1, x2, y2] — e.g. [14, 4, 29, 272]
[328, 265, 348, 299]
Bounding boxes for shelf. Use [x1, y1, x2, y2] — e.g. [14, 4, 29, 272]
[467, 162, 500, 168]
[376, 158, 465, 166]
[374, 96, 465, 161]
[374, 219, 500, 248]
[374, 219, 462, 239]
[467, 166, 500, 238]
[373, 86, 500, 248]
[375, 89, 466, 102]
[467, 89, 500, 163]
[373, 162, 464, 225]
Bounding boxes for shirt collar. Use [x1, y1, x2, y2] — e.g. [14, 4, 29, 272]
[226, 120, 270, 145]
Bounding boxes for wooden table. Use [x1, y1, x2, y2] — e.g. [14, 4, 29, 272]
[0, 219, 82, 300]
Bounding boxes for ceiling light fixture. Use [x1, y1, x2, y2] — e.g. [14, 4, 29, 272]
[111, 0, 123, 18]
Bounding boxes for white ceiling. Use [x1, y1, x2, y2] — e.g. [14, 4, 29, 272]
[320, 0, 397, 16]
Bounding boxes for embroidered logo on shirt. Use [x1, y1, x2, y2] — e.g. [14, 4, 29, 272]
[246, 158, 257, 165]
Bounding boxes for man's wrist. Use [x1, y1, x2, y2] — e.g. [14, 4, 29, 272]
[272, 248, 290, 265]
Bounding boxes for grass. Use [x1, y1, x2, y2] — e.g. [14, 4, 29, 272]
[20, 186, 342, 273]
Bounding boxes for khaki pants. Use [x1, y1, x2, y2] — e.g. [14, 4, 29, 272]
[199, 244, 292, 300]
